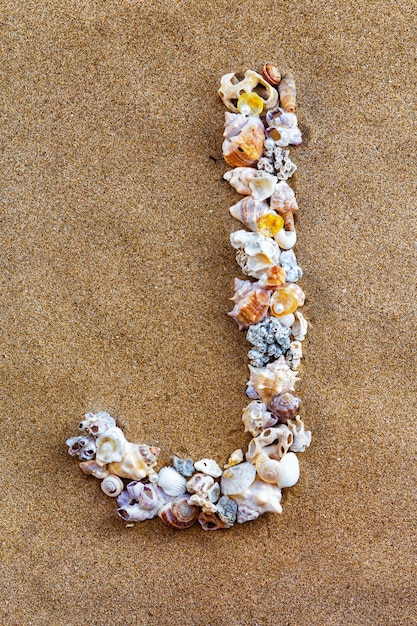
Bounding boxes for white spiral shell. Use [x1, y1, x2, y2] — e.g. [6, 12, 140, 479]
[100, 475, 124, 498]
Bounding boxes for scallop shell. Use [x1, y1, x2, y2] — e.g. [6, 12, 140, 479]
[220, 462, 256, 496]
[157, 466, 187, 496]
[278, 76, 296, 112]
[231, 480, 282, 523]
[287, 415, 312, 453]
[268, 392, 301, 423]
[247, 355, 300, 405]
[158, 495, 199, 530]
[228, 286, 270, 330]
[292, 310, 308, 341]
[218, 70, 278, 112]
[229, 196, 276, 232]
[230, 230, 281, 279]
[262, 63, 281, 86]
[222, 113, 265, 167]
[100, 475, 124, 498]
[198, 511, 230, 531]
[95, 427, 126, 465]
[194, 459, 223, 478]
[241, 400, 278, 437]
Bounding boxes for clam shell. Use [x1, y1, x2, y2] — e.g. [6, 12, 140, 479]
[158, 495, 199, 530]
[220, 462, 256, 496]
[157, 466, 187, 496]
[100, 475, 124, 498]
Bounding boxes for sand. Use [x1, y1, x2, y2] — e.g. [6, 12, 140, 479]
[1, 1, 416, 624]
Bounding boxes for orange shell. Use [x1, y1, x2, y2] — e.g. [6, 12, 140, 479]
[257, 213, 284, 237]
[228, 288, 270, 330]
[263, 265, 287, 289]
[278, 76, 296, 113]
[269, 286, 298, 317]
[223, 117, 265, 167]
[262, 63, 281, 86]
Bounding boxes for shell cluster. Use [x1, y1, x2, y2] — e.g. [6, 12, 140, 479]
[66, 65, 311, 530]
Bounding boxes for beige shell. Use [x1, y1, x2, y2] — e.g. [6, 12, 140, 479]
[188, 494, 218, 514]
[229, 196, 276, 232]
[224, 449, 244, 469]
[100, 475, 124, 498]
[270, 181, 298, 231]
[275, 228, 297, 250]
[292, 310, 308, 341]
[246, 426, 294, 465]
[241, 400, 278, 437]
[158, 495, 199, 530]
[231, 480, 282, 523]
[286, 340, 303, 370]
[287, 415, 312, 453]
[278, 76, 296, 112]
[222, 113, 265, 167]
[198, 511, 230, 531]
[218, 70, 278, 112]
[230, 230, 281, 279]
[186, 472, 215, 495]
[247, 356, 300, 405]
[107, 440, 159, 481]
[95, 426, 126, 465]
[228, 285, 270, 330]
[79, 459, 109, 479]
[224, 167, 257, 195]
[220, 462, 257, 496]
[157, 466, 187, 496]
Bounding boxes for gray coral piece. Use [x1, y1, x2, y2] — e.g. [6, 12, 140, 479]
[246, 317, 291, 367]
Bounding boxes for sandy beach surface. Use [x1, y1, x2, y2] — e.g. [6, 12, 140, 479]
[1, 1, 416, 624]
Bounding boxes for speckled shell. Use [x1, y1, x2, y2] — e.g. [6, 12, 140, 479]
[228, 286, 270, 330]
[278, 76, 296, 112]
[220, 462, 257, 496]
[268, 392, 301, 423]
[231, 480, 282, 523]
[241, 400, 278, 437]
[287, 416, 312, 453]
[229, 196, 277, 231]
[222, 113, 265, 167]
[218, 70, 278, 112]
[158, 495, 199, 530]
[100, 475, 124, 497]
[230, 230, 281, 279]
[247, 356, 300, 405]
[157, 466, 187, 496]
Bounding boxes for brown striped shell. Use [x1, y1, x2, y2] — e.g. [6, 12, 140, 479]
[158, 495, 199, 530]
[268, 392, 301, 423]
[278, 76, 296, 112]
[262, 63, 281, 86]
[228, 287, 270, 330]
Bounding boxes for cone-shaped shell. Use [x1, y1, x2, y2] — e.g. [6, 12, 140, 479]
[223, 114, 265, 167]
[270, 181, 298, 221]
[278, 76, 296, 112]
[158, 495, 199, 530]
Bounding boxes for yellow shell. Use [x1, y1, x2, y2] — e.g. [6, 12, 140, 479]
[237, 92, 264, 116]
[270, 286, 298, 317]
[257, 213, 284, 237]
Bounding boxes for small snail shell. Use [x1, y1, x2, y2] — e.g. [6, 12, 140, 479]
[100, 475, 124, 498]
[262, 63, 281, 86]
[278, 76, 296, 112]
[158, 495, 199, 530]
[256, 456, 281, 484]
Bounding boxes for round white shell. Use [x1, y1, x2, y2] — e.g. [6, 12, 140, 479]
[194, 458, 223, 478]
[157, 466, 187, 496]
[275, 451, 300, 488]
[100, 475, 124, 498]
[220, 462, 256, 496]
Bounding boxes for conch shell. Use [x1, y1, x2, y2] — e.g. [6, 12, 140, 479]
[229, 196, 279, 233]
[218, 70, 278, 112]
[230, 230, 281, 279]
[278, 75, 296, 112]
[247, 355, 299, 405]
[225, 169, 278, 202]
[222, 113, 265, 167]
[228, 283, 270, 330]
[231, 480, 282, 522]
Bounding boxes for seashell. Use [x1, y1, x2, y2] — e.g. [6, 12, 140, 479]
[218, 70, 278, 112]
[224, 167, 257, 195]
[287, 415, 312, 452]
[100, 475, 124, 498]
[249, 174, 278, 202]
[66, 435, 97, 461]
[79, 459, 109, 479]
[231, 480, 282, 522]
[258, 265, 287, 290]
[273, 451, 300, 488]
[278, 75, 296, 112]
[222, 113, 265, 167]
[95, 427, 126, 465]
[265, 109, 302, 146]
[107, 440, 159, 481]
[78, 411, 116, 437]
[255, 455, 282, 484]
[229, 197, 274, 232]
[228, 285, 270, 330]
[270, 286, 299, 317]
[230, 230, 281, 279]
[280, 250, 302, 283]
[157, 466, 187, 496]
[247, 355, 300, 405]
[158, 495, 199, 530]
[268, 392, 301, 423]
[188, 493, 218, 514]
[286, 340, 303, 370]
[198, 511, 230, 531]
[216, 495, 238, 526]
[257, 213, 285, 238]
[275, 228, 297, 250]
[172, 455, 195, 477]
[246, 426, 294, 465]
[237, 92, 264, 116]
[118, 502, 155, 523]
[285, 282, 305, 306]
[262, 63, 281, 86]
[270, 181, 298, 232]
[224, 449, 244, 469]
[261, 142, 298, 181]
[292, 310, 308, 341]
[194, 458, 223, 478]
[220, 462, 256, 496]
[186, 472, 215, 495]
[276, 313, 295, 328]
[241, 400, 278, 437]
